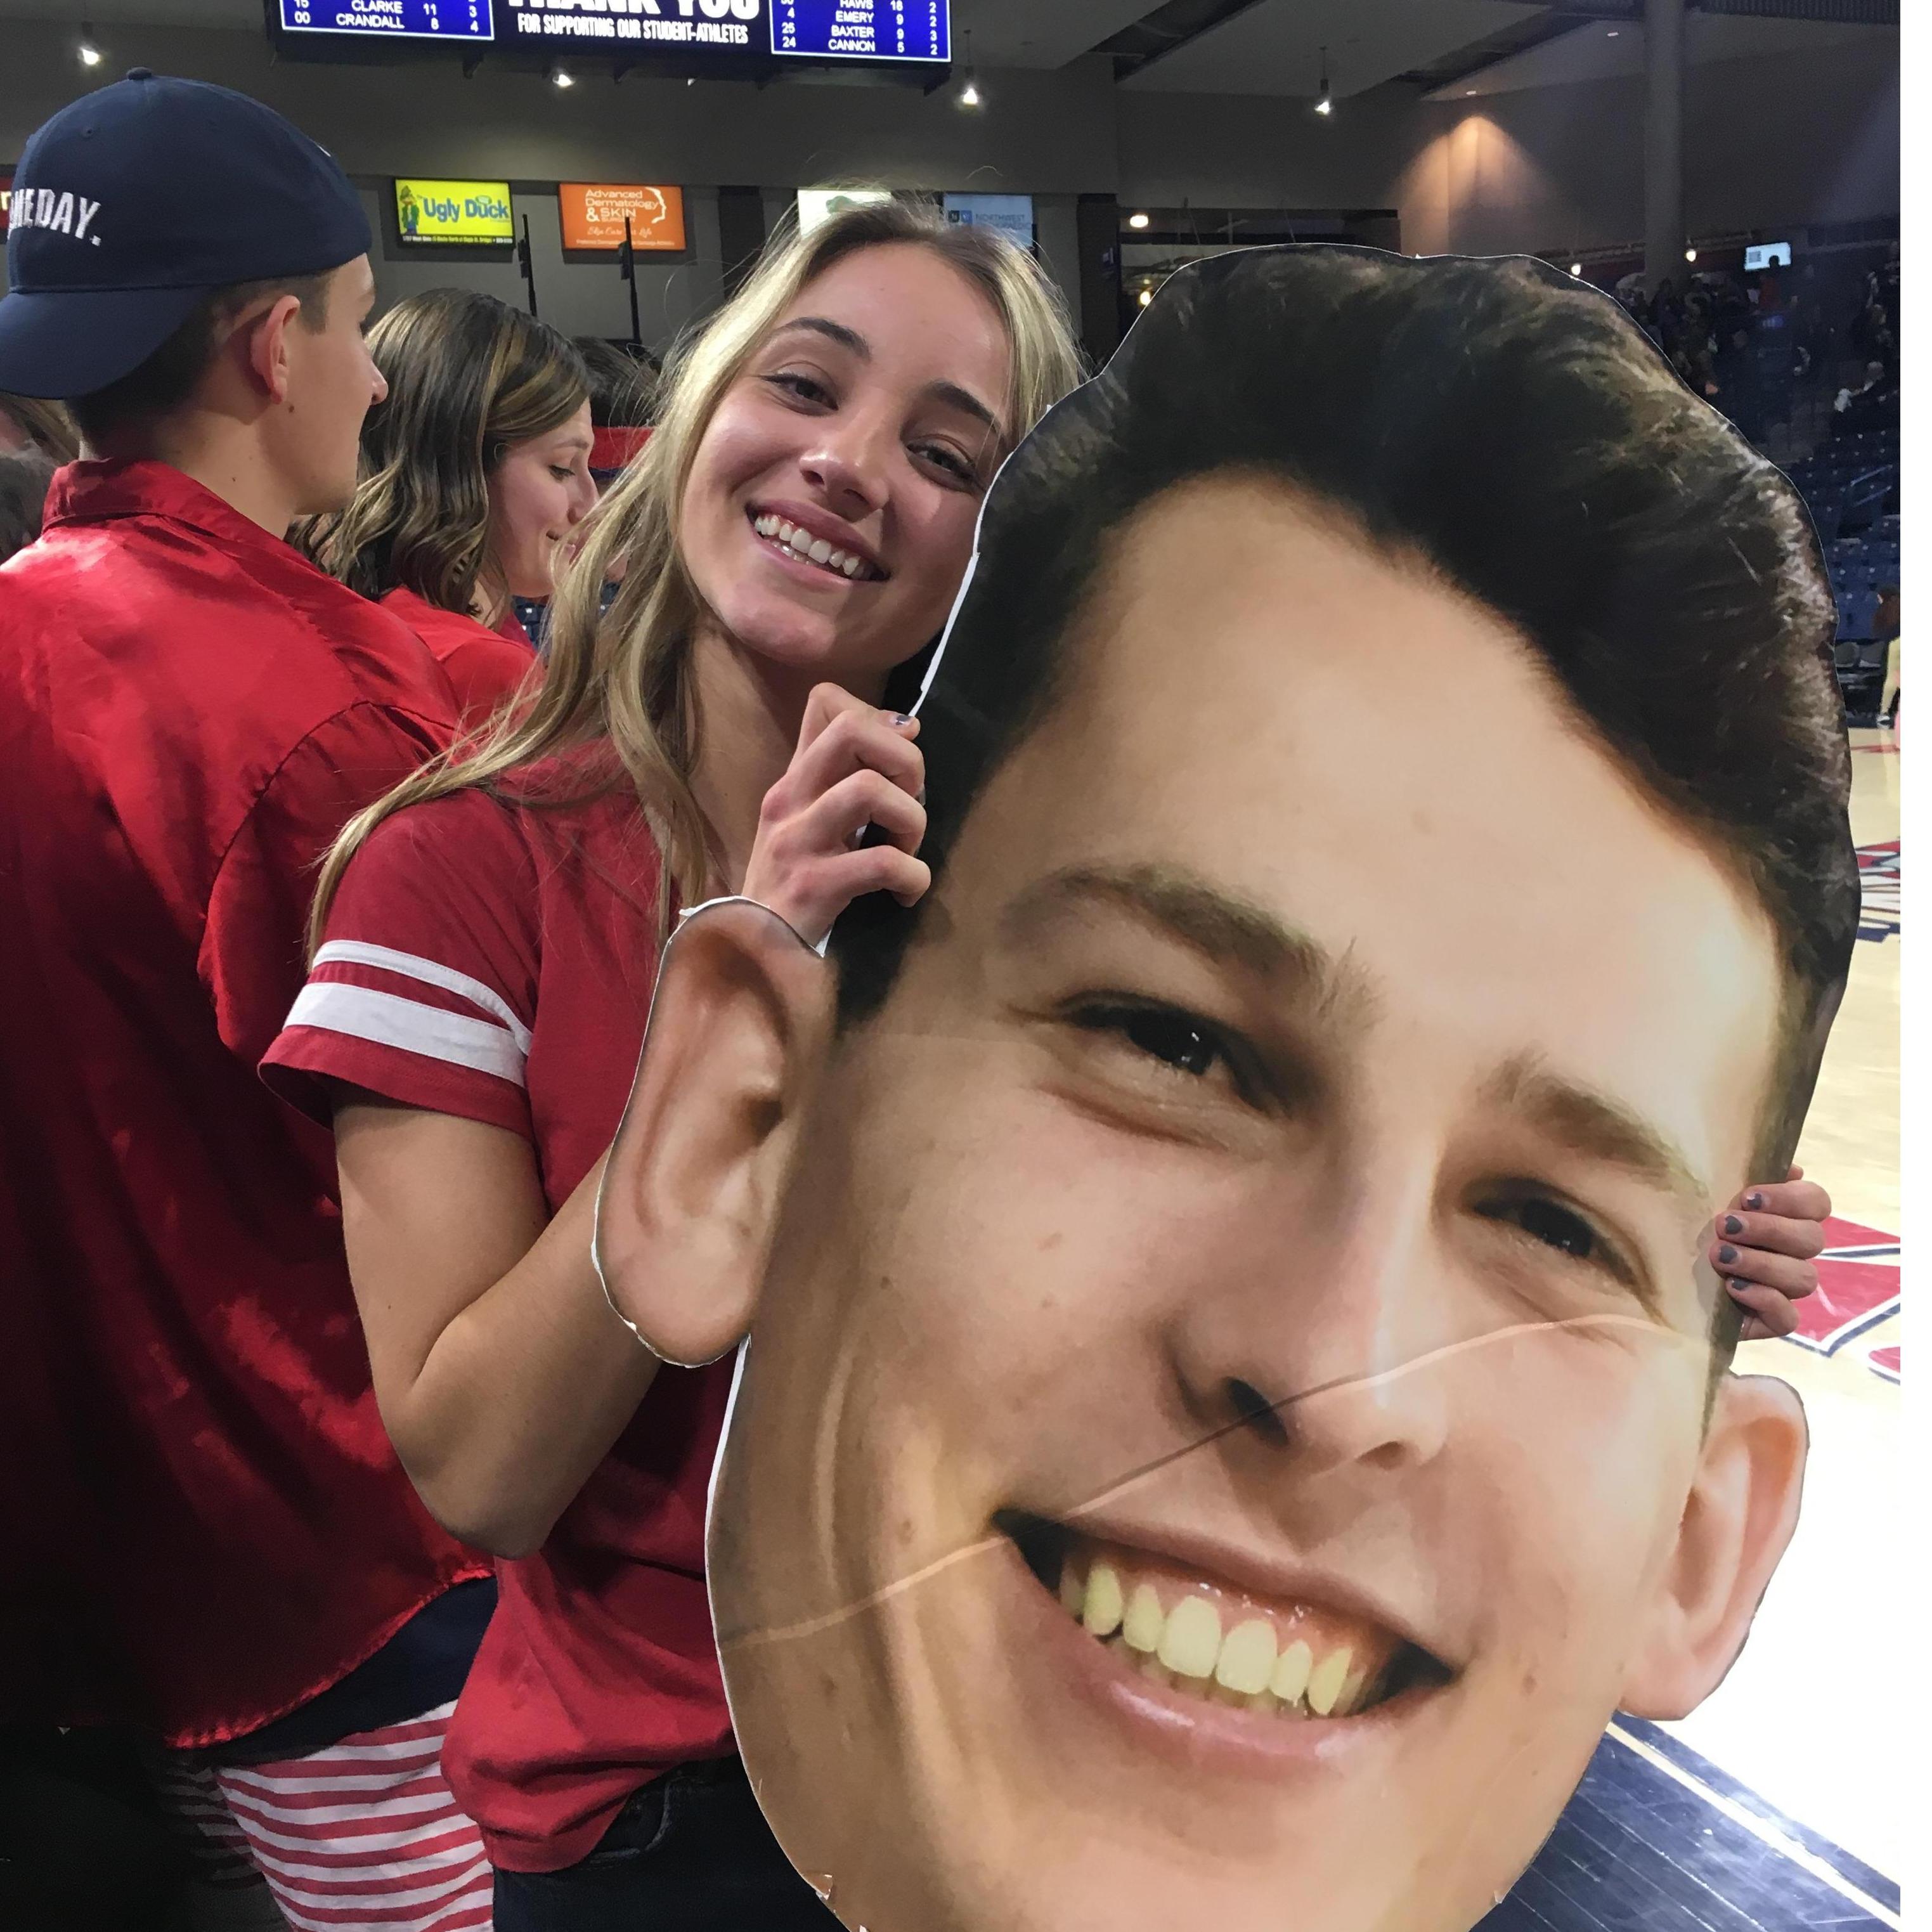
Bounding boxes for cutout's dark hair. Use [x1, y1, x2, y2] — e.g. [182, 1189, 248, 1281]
[832, 245, 1857, 1238]
[67, 274, 333, 446]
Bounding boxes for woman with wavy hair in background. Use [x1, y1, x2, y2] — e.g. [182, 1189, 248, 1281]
[262, 200, 1086, 1927]
[0, 394, 78, 561]
[302, 290, 595, 725]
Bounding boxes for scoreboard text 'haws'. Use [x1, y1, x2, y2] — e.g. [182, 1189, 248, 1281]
[276, 0, 949, 65]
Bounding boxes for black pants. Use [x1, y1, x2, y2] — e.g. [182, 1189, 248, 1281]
[493, 1755, 843, 1931]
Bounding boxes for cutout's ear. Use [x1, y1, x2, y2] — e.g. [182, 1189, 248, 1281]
[1619, 1373, 1808, 1720]
[594, 898, 835, 1366]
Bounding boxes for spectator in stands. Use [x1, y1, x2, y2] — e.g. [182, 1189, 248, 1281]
[0, 72, 497, 1931]
[302, 287, 595, 728]
[0, 446, 55, 562]
[1878, 583, 1900, 727]
[0, 391, 79, 462]
[1834, 358, 1898, 433]
[261, 199, 1085, 1930]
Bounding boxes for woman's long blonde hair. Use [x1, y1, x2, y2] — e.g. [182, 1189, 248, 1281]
[297, 290, 589, 621]
[309, 199, 1084, 950]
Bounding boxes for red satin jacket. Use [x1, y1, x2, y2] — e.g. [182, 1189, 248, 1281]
[0, 461, 491, 1747]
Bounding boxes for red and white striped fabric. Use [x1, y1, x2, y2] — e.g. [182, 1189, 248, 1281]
[209, 1701, 494, 1932]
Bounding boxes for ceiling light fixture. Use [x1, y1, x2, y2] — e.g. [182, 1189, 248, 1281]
[1138, 289, 1153, 308]
[1684, 245, 1698, 263]
[77, 22, 102, 65]
[550, 65, 574, 88]
[1314, 45, 1332, 115]
[957, 30, 982, 108]
[1129, 211, 1150, 230]
[1569, 261, 1582, 276]
[1607, 28, 1620, 36]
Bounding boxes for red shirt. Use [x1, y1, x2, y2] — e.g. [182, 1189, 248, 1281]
[381, 585, 535, 730]
[262, 760, 734, 1872]
[0, 460, 489, 1746]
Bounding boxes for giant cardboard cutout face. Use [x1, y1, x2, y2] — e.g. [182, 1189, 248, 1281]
[596, 248, 1857, 1932]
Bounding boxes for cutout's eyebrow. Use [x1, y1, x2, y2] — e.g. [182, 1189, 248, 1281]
[1483, 1054, 1709, 1212]
[765, 318, 1004, 442]
[999, 863, 1373, 1020]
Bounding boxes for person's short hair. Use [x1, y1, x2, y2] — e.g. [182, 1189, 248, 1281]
[0, 447, 56, 564]
[573, 335, 657, 430]
[831, 247, 1857, 1280]
[67, 273, 333, 448]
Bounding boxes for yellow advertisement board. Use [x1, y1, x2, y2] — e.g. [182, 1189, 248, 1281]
[393, 178, 514, 245]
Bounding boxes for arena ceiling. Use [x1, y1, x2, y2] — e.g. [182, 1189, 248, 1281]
[0, 0, 1900, 100]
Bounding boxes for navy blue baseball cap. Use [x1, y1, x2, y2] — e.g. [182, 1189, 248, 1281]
[0, 71, 371, 399]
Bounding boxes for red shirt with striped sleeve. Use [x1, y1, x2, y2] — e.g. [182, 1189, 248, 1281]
[261, 753, 735, 1874]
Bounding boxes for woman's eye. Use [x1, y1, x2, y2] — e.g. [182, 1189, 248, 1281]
[550, 465, 575, 481]
[912, 441, 975, 484]
[1478, 1194, 1601, 1264]
[765, 372, 832, 407]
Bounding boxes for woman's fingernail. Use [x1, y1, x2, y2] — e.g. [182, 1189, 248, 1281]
[1723, 1214, 1744, 1236]
[888, 711, 914, 726]
[1717, 1245, 1739, 1266]
[1744, 1192, 1765, 1210]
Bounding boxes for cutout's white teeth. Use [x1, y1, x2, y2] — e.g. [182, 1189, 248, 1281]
[1082, 1560, 1124, 1638]
[1214, 1618, 1278, 1697]
[1271, 1638, 1313, 1706]
[1307, 1644, 1354, 1717]
[1122, 1582, 1165, 1654]
[1061, 1545, 1404, 1722]
[1157, 1596, 1221, 1680]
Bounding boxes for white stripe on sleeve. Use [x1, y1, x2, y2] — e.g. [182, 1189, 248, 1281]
[314, 940, 534, 1053]
[284, 983, 526, 1087]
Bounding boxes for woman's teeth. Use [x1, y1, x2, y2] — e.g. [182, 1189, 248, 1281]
[752, 513, 871, 580]
[1055, 1550, 1396, 1720]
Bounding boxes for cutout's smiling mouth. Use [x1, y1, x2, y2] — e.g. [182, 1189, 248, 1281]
[997, 1510, 1451, 1721]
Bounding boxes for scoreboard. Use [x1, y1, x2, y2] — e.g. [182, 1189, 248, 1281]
[770, 0, 946, 62]
[275, 0, 948, 65]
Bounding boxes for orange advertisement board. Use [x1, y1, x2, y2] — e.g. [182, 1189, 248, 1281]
[559, 183, 685, 252]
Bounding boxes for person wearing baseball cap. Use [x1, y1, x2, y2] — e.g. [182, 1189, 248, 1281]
[0, 73, 499, 1929]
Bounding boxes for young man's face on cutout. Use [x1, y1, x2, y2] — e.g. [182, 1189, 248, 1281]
[673, 474, 1807, 1932]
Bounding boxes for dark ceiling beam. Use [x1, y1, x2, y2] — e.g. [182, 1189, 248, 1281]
[1696, 0, 1896, 20]
[1399, 0, 1892, 93]
[1093, 0, 1273, 82]
[1396, 6, 1618, 91]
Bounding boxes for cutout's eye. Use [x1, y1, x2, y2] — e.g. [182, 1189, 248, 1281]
[1478, 1193, 1600, 1263]
[1077, 1001, 1226, 1080]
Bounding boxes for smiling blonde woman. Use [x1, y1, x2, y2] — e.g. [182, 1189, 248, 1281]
[263, 200, 1084, 1928]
